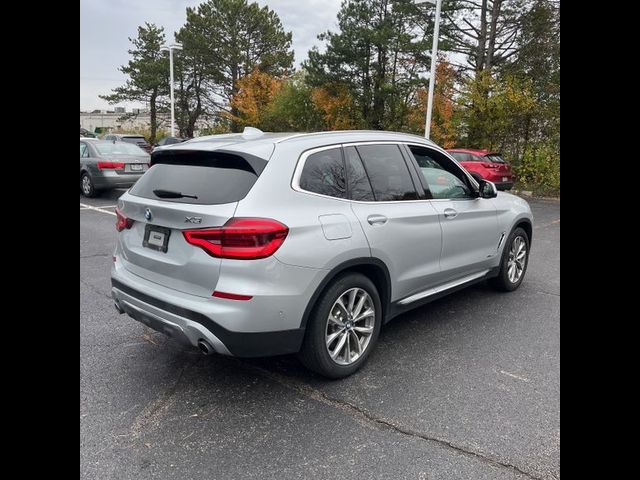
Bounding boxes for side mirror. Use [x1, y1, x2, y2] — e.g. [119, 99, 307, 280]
[478, 179, 498, 198]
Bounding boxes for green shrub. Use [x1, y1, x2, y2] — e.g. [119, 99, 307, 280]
[513, 144, 560, 195]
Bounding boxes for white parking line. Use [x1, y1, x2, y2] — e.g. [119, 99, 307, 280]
[498, 369, 531, 383]
[80, 203, 117, 216]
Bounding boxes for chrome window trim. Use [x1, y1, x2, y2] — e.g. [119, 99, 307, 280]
[292, 141, 439, 205]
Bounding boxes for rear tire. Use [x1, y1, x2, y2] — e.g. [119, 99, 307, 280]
[80, 173, 99, 198]
[489, 227, 529, 292]
[299, 273, 382, 379]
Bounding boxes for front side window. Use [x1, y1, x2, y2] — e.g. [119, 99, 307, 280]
[409, 146, 474, 200]
[355, 144, 418, 201]
[299, 148, 347, 199]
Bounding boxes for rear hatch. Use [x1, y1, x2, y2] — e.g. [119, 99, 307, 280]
[116, 149, 267, 297]
[484, 153, 512, 178]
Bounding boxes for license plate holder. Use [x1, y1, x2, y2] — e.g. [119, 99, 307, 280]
[143, 224, 171, 253]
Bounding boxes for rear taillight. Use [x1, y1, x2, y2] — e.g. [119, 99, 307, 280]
[481, 162, 499, 169]
[98, 161, 125, 170]
[115, 208, 134, 232]
[183, 218, 288, 260]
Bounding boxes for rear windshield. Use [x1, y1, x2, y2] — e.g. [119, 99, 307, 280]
[122, 136, 147, 143]
[485, 154, 507, 163]
[95, 142, 147, 156]
[129, 150, 266, 205]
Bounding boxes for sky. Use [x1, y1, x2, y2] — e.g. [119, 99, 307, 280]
[80, 0, 343, 111]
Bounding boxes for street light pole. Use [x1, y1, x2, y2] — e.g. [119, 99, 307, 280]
[160, 43, 183, 137]
[416, 0, 442, 139]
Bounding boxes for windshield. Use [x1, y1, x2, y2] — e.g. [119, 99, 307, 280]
[95, 142, 148, 156]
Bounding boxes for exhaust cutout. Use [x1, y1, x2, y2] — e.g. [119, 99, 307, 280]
[198, 340, 214, 355]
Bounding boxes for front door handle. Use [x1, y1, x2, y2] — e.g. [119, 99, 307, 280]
[443, 208, 458, 219]
[367, 214, 388, 226]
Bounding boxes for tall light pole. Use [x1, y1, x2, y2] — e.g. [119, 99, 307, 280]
[160, 43, 183, 137]
[415, 0, 442, 139]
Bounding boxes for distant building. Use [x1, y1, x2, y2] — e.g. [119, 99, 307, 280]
[114, 107, 126, 113]
[79, 111, 211, 136]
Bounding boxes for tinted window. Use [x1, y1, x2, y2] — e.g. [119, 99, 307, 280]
[409, 146, 473, 199]
[344, 147, 375, 201]
[485, 154, 506, 163]
[130, 151, 265, 205]
[299, 148, 347, 199]
[122, 136, 147, 145]
[356, 145, 418, 201]
[450, 152, 482, 162]
[80, 143, 88, 157]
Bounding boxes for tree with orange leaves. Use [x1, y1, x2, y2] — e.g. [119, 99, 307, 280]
[310, 84, 361, 130]
[407, 57, 458, 148]
[229, 69, 283, 130]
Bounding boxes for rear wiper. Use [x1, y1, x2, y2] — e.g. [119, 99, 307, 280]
[153, 189, 198, 199]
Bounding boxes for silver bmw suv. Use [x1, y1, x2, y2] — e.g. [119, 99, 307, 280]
[111, 129, 533, 378]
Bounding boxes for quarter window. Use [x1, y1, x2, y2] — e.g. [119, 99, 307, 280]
[80, 143, 88, 158]
[355, 144, 418, 201]
[299, 148, 347, 199]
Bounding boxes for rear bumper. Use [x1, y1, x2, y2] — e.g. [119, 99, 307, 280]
[111, 279, 304, 357]
[110, 257, 324, 357]
[94, 173, 143, 189]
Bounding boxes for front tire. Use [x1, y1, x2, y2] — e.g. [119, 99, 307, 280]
[489, 227, 530, 292]
[299, 273, 382, 379]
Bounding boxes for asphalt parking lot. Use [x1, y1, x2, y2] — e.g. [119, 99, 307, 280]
[80, 190, 560, 480]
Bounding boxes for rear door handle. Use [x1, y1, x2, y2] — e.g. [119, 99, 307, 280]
[367, 214, 388, 226]
[443, 208, 458, 219]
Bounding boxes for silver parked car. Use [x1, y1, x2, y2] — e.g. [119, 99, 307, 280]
[111, 129, 533, 378]
[80, 139, 150, 197]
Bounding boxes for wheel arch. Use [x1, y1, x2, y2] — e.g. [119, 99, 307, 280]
[300, 257, 392, 330]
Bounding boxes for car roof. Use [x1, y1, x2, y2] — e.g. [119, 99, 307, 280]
[161, 129, 438, 159]
[447, 148, 500, 156]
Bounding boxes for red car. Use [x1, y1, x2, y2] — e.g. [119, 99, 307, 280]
[446, 148, 514, 190]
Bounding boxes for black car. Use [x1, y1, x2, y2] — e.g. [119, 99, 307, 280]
[80, 128, 96, 138]
[156, 136, 186, 147]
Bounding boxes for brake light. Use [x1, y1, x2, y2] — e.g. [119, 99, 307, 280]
[183, 218, 288, 260]
[98, 161, 125, 170]
[115, 208, 134, 232]
[481, 162, 499, 169]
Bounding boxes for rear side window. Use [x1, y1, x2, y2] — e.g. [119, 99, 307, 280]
[450, 152, 482, 162]
[355, 144, 418, 201]
[344, 147, 375, 201]
[130, 150, 266, 205]
[80, 143, 88, 157]
[299, 148, 347, 199]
